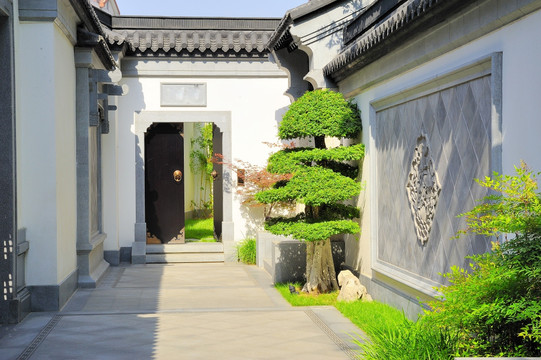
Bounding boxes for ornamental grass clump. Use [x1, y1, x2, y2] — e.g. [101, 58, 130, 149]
[237, 238, 256, 265]
[256, 89, 364, 293]
[354, 319, 458, 360]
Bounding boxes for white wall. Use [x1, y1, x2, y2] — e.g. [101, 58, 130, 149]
[109, 76, 137, 249]
[15, 20, 78, 285]
[340, 8, 541, 277]
[53, 24, 77, 282]
[107, 61, 289, 249]
[102, 93, 120, 251]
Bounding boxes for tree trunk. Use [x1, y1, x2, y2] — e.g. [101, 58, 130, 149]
[314, 135, 326, 149]
[304, 241, 314, 291]
[302, 238, 338, 293]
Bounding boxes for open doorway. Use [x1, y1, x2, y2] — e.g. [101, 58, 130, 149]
[184, 122, 216, 243]
[133, 111, 231, 263]
[145, 122, 221, 245]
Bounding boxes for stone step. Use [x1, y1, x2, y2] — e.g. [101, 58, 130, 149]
[146, 243, 225, 263]
[146, 253, 225, 263]
[263, 259, 273, 276]
[146, 243, 224, 254]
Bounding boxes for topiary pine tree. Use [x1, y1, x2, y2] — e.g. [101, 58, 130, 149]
[256, 89, 364, 293]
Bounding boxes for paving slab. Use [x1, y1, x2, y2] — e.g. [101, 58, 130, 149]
[0, 263, 363, 359]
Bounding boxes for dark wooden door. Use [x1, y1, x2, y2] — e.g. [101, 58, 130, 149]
[145, 123, 185, 244]
[213, 124, 223, 239]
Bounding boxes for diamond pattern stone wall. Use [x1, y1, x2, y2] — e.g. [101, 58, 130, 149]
[376, 76, 493, 285]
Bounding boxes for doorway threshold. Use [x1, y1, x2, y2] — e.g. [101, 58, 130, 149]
[146, 243, 224, 264]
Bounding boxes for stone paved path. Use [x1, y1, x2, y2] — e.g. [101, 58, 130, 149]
[0, 263, 363, 359]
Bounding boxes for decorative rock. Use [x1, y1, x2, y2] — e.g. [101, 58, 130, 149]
[337, 270, 371, 302]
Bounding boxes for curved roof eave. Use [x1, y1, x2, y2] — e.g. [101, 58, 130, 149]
[324, 0, 472, 82]
[266, 0, 344, 50]
[102, 16, 281, 57]
[70, 0, 117, 70]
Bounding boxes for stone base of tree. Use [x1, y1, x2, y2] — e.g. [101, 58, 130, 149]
[256, 231, 345, 284]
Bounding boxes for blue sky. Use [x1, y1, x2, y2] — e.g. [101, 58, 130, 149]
[115, 0, 308, 18]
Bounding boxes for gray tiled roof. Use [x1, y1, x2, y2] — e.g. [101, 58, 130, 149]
[288, 0, 340, 20]
[71, 0, 116, 69]
[102, 16, 281, 57]
[110, 16, 279, 31]
[267, 0, 344, 50]
[324, 0, 471, 81]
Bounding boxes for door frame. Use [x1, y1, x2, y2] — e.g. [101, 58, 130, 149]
[132, 111, 234, 263]
[0, 0, 27, 324]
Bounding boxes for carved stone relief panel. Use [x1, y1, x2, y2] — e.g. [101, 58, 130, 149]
[375, 75, 493, 285]
[406, 134, 441, 245]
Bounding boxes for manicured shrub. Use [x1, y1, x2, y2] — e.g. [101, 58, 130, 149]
[278, 89, 361, 140]
[357, 164, 541, 358]
[237, 238, 256, 265]
[425, 243, 541, 356]
[256, 89, 364, 293]
[424, 163, 541, 357]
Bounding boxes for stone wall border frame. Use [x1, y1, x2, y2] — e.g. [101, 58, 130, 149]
[18, 0, 79, 45]
[0, 0, 12, 16]
[368, 52, 502, 297]
[0, 0, 30, 324]
[18, 0, 57, 21]
[121, 58, 287, 78]
[132, 111, 234, 263]
[160, 83, 207, 107]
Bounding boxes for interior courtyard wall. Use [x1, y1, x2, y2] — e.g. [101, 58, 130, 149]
[102, 94, 120, 253]
[340, 8, 541, 316]
[16, 23, 59, 286]
[109, 64, 289, 250]
[52, 23, 77, 284]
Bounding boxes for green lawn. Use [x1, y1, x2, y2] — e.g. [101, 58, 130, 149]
[275, 283, 338, 306]
[334, 299, 407, 336]
[275, 283, 407, 337]
[185, 218, 215, 242]
[274, 283, 458, 359]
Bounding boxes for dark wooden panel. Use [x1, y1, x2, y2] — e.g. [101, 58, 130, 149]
[213, 124, 223, 239]
[145, 123, 185, 243]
